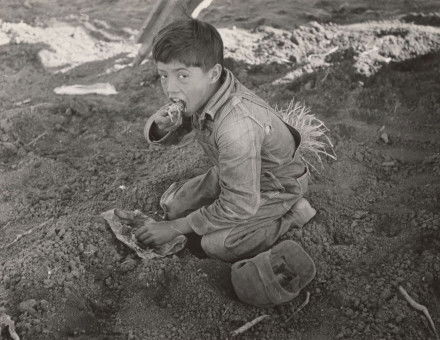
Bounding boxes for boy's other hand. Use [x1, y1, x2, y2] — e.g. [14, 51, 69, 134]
[135, 218, 192, 247]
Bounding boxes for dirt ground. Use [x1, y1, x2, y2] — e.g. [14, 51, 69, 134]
[1, 0, 440, 339]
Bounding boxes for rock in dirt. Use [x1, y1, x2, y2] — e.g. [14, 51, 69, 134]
[354, 210, 368, 219]
[64, 107, 73, 116]
[18, 299, 38, 314]
[380, 287, 393, 300]
[0, 141, 18, 157]
[120, 258, 137, 273]
[380, 132, 390, 144]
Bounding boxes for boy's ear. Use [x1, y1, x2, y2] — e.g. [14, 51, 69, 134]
[209, 64, 222, 84]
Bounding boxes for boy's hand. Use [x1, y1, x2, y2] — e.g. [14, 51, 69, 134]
[135, 218, 192, 247]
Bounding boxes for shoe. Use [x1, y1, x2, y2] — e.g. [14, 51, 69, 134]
[290, 198, 316, 228]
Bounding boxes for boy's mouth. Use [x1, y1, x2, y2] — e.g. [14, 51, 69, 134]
[170, 98, 186, 112]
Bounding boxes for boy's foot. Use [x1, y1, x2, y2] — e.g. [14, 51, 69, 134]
[289, 198, 316, 228]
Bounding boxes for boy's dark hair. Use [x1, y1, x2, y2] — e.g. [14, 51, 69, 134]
[152, 18, 224, 71]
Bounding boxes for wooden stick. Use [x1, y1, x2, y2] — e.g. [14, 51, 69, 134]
[25, 131, 47, 146]
[231, 315, 270, 337]
[191, 0, 214, 18]
[286, 291, 311, 322]
[222, 302, 232, 317]
[307, 46, 338, 61]
[0, 219, 53, 250]
[0, 312, 20, 340]
[399, 286, 439, 340]
[133, 0, 209, 66]
[135, 0, 169, 44]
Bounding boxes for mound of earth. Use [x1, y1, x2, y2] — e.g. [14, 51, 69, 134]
[1, 1, 440, 339]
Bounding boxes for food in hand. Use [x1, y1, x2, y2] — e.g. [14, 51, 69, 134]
[167, 101, 185, 125]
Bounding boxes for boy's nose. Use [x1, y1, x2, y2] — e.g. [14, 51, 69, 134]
[165, 78, 179, 96]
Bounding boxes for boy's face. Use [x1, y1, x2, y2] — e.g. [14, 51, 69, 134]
[156, 60, 220, 116]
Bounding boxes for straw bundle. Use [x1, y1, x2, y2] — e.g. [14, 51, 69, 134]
[277, 100, 336, 172]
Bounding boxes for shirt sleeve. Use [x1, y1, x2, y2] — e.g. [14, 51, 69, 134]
[185, 107, 264, 235]
[144, 112, 192, 146]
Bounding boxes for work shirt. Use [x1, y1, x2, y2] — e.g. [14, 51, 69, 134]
[144, 69, 306, 235]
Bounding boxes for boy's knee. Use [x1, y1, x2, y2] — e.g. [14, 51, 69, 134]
[200, 230, 238, 262]
[164, 205, 183, 220]
[200, 227, 273, 263]
[160, 182, 187, 220]
[162, 200, 185, 220]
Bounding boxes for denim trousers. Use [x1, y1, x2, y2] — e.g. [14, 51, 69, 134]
[160, 165, 309, 262]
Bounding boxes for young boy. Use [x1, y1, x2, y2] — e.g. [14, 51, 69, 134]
[136, 18, 315, 262]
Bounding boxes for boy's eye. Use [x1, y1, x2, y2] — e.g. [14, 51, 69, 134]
[178, 73, 189, 80]
[159, 74, 167, 80]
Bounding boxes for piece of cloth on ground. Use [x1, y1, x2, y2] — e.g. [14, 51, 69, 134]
[101, 209, 187, 259]
[54, 82, 118, 95]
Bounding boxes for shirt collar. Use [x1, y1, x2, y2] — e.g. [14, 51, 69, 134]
[196, 68, 235, 123]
